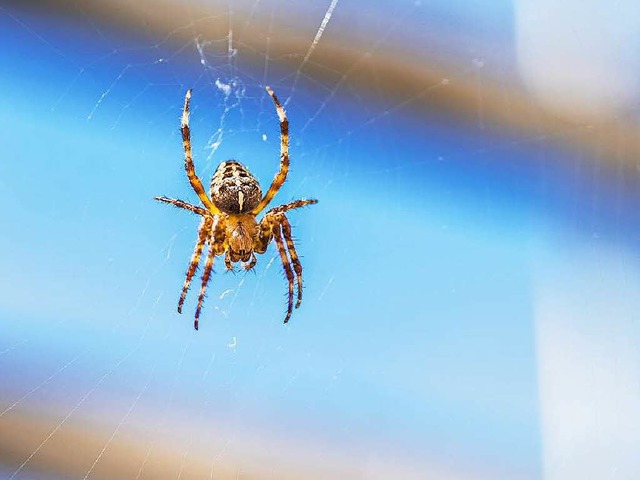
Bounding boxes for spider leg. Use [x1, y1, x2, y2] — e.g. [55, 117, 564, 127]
[181, 89, 220, 214]
[273, 223, 295, 323]
[278, 215, 304, 309]
[194, 243, 216, 330]
[266, 198, 318, 216]
[155, 196, 209, 216]
[178, 216, 212, 314]
[251, 86, 289, 215]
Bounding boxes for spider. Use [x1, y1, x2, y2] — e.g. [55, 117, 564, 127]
[155, 86, 317, 330]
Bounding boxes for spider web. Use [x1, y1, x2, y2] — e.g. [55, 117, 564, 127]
[0, 3, 437, 478]
[2, 0, 640, 479]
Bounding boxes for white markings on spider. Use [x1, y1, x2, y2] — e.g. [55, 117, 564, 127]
[237, 191, 245, 212]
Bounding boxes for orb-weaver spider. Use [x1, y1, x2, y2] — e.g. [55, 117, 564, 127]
[156, 86, 317, 329]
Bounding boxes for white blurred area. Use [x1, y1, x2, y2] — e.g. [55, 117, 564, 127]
[515, 0, 640, 120]
[535, 241, 640, 479]
[519, 2, 640, 476]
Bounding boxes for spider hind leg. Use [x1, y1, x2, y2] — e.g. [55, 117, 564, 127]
[273, 223, 295, 323]
[178, 216, 212, 313]
[194, 245, 216, 330]
[279, 215, 304, 308]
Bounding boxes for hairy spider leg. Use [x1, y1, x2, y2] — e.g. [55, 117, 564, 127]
[194, 243, 216, 330]
[181, 89, 220, 214]
[278, 215, 304, 308]
[252, 86, 289, 214]
[273, 223, 295, 323]
[154, 196, 208, 216]
[266, 198, 318, 216]
[178, 216, 212, 313]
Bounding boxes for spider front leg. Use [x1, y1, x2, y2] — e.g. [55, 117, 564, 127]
[181, 89, 220, 214]
[251, 86, 290, 215]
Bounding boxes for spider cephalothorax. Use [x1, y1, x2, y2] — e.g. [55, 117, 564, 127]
[155, 86, 317, 329]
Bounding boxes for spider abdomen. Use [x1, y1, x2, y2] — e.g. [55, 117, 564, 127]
[210, 160, 262, 214]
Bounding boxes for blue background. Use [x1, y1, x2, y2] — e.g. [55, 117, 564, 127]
[1, 1, 639, 478]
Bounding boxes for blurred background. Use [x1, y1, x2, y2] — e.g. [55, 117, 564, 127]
[1, 0, 640, 478]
